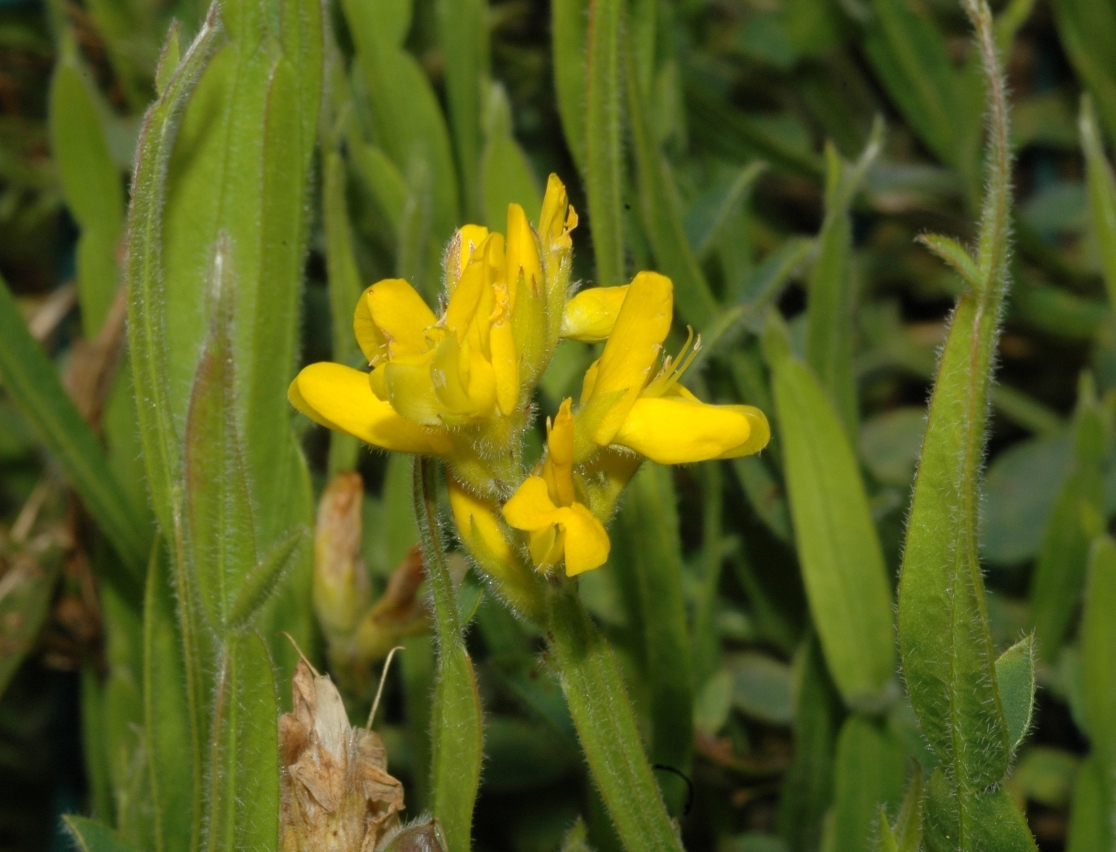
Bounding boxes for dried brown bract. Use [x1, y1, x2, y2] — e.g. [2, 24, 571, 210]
[279, 658, 404, 852]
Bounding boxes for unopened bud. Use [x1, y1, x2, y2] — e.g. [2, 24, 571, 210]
[313, 472, 370, 643]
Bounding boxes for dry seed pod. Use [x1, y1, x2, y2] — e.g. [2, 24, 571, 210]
[279, 658, 404, 852]
[376, 817, 448, 852]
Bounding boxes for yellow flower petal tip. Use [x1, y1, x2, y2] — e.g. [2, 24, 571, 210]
[560, 285, 630, 342]
[289, 362, 451, 456]
[612, 398, 770, 464]
[502, 471, 610, 577]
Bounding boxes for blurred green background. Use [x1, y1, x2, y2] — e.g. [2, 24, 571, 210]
[2, 0, 1116, 849]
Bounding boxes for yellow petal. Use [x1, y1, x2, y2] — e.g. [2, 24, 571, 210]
[383, 353, 442, 425]
[363, 278, 437, 358]
[353, 296, 387, 364]
[529, 525, 563, 571]
[443, 252, 486, 335]
[560, 285, 629, 342]
[544, 398, 576, 506]
[505, 203, 542, 302]
[555, 504, 610, 576]
[289, 362, 450, 455]
[612, 397, 770, 464]
[489, 310, 519, 416]
[454, 225, 490, 275]
[448, 475, 515, 567]
[502, 476, 559, 531]
[539, 174, 577, 256]
[591, 271, 673, 399]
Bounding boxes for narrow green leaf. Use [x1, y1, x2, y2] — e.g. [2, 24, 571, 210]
[1066, 754, 1111, 852]
[125, 5, 221, 540]
[1030, 387, 1105, 661]
[183, 240, 259, 630]
[352, 143, 409, 233]
[436, 0, 488, 218]
[830, 715, 907, 852]
[552, 0, 589, 172]
[205, 633, 280, 852]
[323, 146, 363, 476]
[546, 582, 683, 852]
[0, 276, 147, 585]
[585, 0, 625, 288]
[897, 4, 1022, 846]
[1055, 0, 1116, 146]
[875, 810, 900, 852]
[612, 464, 693, 814]
[684, 80, 824, 179]
[1080, 95, 1116, 310]
[154, 22, 180, 97]
[806, 127, 882, 436]
[64, 817, 140, 852]
[48, 47, 124, 335]
[227, 527, 308, 631]
[764, 314, 895, 707]
[924, 769, 1035, 852]
[342, 0, 459, 241]
[1081, 536, 1116, 770]
[624, 29, 718, 327]
[995, 637, 1036, 752]
[398, 156, 436, 295]
[684, 163, 767, 261]
[480, 82, 543, 230]
[143, 541, 198, 852]
[414, 459, 482, 852]
[779, 636, 842, 852]
[917, 234, 981, 291]
[860, 0, 975, 181]
[892, 764, 925, 852]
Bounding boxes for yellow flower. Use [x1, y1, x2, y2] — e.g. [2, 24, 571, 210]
[575, 271, 771, 465]
[288, 176, 578, 479]
[502, 399, 610, 576]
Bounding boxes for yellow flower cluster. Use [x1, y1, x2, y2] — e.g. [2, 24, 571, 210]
[290, 175, 769, 590]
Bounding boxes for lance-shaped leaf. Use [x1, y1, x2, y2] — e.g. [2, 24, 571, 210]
[995, 636, 1036, 753]
[480, 82, 542, 230]
[764, 314, 895, 708]
[552, 0, 589, 172]
[1030, 384, 1105, 662]
[585, 0, 625, 289]
[323, 146, 363, 476]
[184, 238, 259, 631]
[1055, 2, 1116, 147]
[830, 715, 907, 852]
[65, 817, 141, 852]
[126, 7, 222, 539]
[1066, 755, 1111, 852]
[806, 125, 882, 436]
[897, 2, 1022, 842]
[1081, 536, 1116, 775]
[624, 27, 718, 328]
[1081, 96, 1116, 310]
[0, 276, 147, 586]
[48, 42, 124, 336]
[143, 541, 199, 852]
[414, 459, 482, 852]
[779, 636, 842, 852]
[341, 0, 459, 242]
[436, 0, 488, 218]
[205, 632, 280, 852]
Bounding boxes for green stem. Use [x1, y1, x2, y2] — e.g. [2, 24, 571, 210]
[414, 457, 482, 852]
[546, 581, 683, 852]
[585, 0, 625, 288]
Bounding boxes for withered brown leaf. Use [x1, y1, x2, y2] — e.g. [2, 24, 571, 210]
[280, 659, 404, 852]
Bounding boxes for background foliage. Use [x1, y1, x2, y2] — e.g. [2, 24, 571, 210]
[1, 0, 1116, 849]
